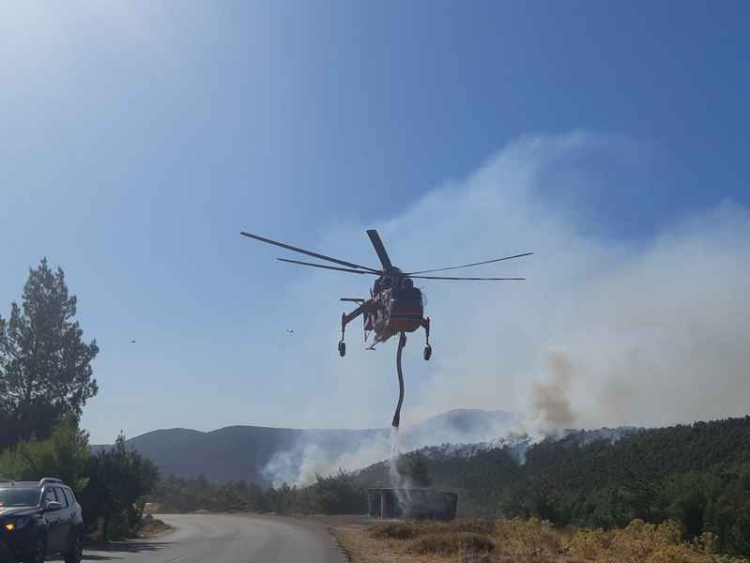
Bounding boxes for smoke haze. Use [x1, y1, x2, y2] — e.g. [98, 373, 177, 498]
[260, 132, 750, 484]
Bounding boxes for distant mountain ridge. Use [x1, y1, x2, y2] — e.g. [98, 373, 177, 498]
[93, 409, 517, 485]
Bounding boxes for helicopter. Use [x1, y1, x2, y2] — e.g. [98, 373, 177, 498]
[240, 229, 531, 360]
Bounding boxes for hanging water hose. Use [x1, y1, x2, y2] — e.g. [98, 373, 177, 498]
[392, 332, 407, 428]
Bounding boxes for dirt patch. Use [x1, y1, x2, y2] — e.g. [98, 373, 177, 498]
[137, 515, 173, 538]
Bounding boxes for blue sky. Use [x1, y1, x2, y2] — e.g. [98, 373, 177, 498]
[1, 2, 749, 444]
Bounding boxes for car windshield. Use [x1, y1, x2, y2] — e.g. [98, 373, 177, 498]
[0, 488, 41, 508]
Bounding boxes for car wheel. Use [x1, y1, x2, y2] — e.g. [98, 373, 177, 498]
[64, 532, 83, 563]
[25, 536, 46, 563]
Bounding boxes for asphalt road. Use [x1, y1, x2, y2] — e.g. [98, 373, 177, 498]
[83, 514, 347, 563]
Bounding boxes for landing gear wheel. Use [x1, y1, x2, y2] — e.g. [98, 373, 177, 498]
[423, 345, 432, 361]
[338, 341, 346, 357]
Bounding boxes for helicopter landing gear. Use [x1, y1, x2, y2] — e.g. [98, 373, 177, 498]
[339, 305, 365, 358]
[339, 312, 348, 357]
[422, 317, 432, 361]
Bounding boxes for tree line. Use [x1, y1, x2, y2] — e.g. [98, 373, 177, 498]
[0, 259, 158, 540]
[148, 451, 432, 516]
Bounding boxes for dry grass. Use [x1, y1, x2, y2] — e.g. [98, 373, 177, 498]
[370, 521, 449, 540]
[565, 520, 749, 563]
[333, 518, 750, 563]
[494, 517, 566, 558]
[407, 533, 495, 556]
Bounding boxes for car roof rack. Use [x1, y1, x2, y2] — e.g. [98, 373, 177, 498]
[39, 478, 63, 485]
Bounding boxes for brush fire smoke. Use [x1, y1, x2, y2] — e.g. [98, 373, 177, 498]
[531, 352, 577, 433]
[263, 132, 750, 488]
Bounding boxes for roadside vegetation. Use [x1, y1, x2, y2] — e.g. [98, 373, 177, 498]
[0, 259, 159, 540]
[335, 518, 750, 563]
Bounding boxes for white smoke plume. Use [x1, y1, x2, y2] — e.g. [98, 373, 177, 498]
[262, 412, 517, 487]
[261, 131, 750, 486]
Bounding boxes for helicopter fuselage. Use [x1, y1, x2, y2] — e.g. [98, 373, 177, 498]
[366, 280, 425, 343]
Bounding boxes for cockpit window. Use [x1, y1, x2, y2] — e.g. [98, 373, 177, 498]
[393, 285, 422, 302]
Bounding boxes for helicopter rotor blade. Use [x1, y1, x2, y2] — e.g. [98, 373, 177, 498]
[405, 252, 533, 276]
[277, 258, 380, 275]
[241, 231, 381, 273]
[407, 274, 526, 281]
[366, 229, 394, 270]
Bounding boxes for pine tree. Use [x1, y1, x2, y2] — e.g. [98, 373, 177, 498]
[0, 258, 99, 450]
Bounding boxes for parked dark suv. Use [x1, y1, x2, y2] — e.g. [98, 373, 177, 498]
[0, 478, 83, 563]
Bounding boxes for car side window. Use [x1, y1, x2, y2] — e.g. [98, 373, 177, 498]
[56, 487, 69, 508]
[62, 488, 74, 507]
[43, 487, 57, 505]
